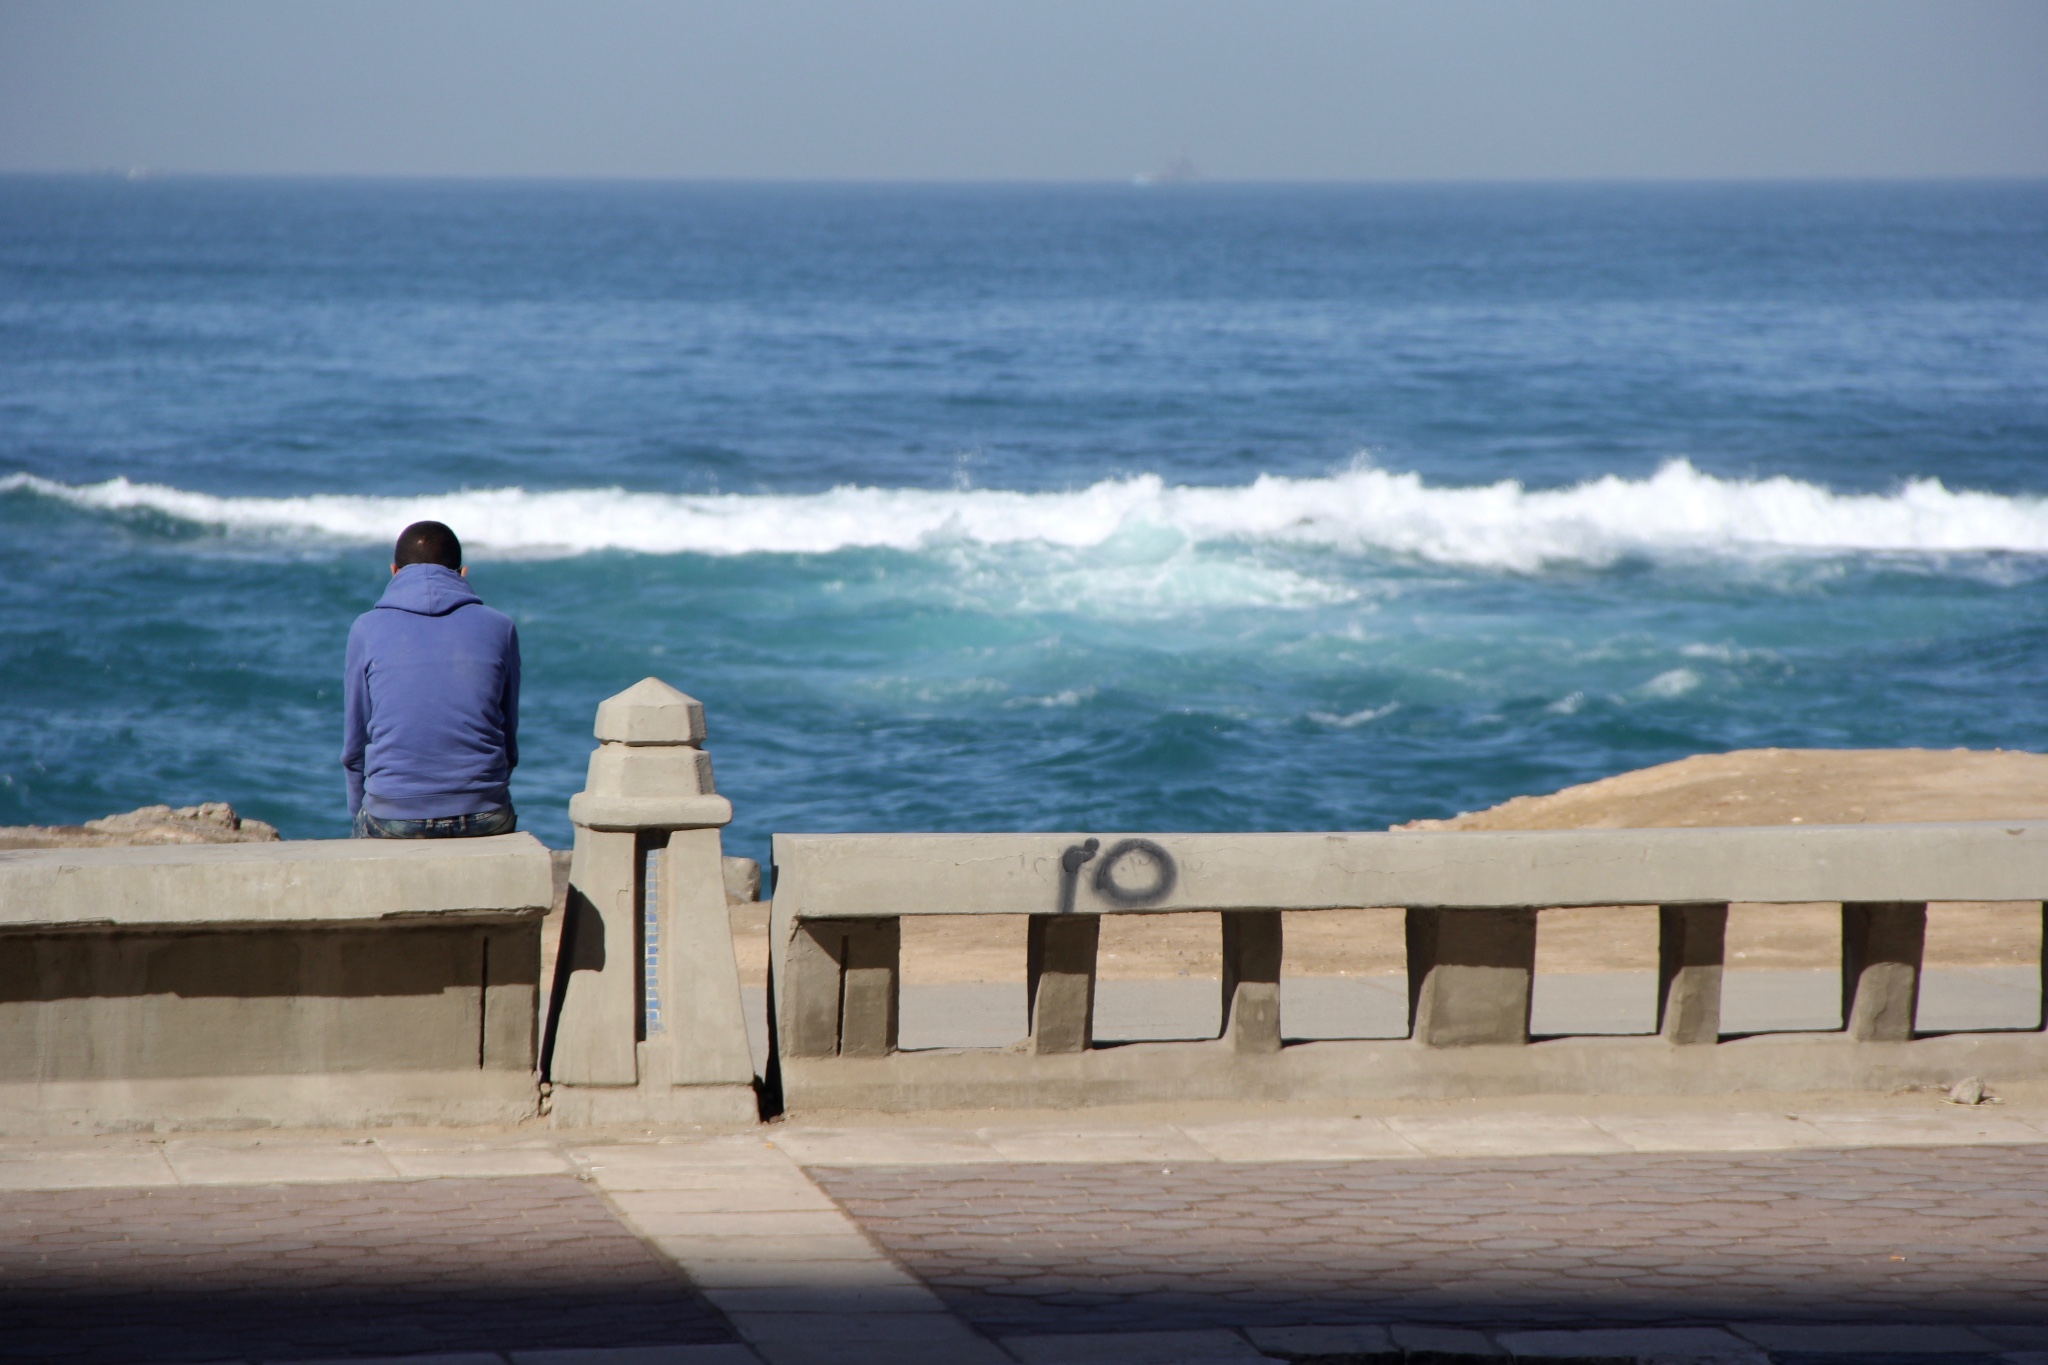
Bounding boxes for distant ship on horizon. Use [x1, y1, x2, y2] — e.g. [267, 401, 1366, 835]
[1132, 153, 1200, 187]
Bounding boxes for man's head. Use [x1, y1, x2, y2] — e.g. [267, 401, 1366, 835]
[392, 521, 465, 577]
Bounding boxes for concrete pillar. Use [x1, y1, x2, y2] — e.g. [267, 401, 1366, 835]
[547, 677, 755, 1125]
[1842, 901, 1925, 1042]
[1220, 910, 1282, 1054]
[1405, 907, 1535, 1047]
[1657, 903, 1727, 1045]
[661, 827, 758, 1086]
[1027, 914, 1099, 1054]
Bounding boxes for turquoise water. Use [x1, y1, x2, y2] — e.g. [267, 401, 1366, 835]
[3, 179, 2046, 864]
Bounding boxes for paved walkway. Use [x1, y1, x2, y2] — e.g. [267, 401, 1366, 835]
[2, 1176, 730, 1364]
[6, 1098, 2048, 1365]
[819, 1146, 2048, 1335]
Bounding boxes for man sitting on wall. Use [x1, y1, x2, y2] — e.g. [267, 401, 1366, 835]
[343, 520, 521, 838]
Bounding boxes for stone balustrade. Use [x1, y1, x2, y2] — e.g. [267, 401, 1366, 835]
[14, 677, 2048, 1132]
[768, 823, 2048, 1112]
[0, 834, 553, 1133]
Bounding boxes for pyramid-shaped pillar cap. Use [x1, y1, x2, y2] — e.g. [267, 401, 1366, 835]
[594, 677, 706, 746]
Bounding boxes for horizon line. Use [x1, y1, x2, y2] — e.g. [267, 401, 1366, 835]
[6, 169, 2046, 189]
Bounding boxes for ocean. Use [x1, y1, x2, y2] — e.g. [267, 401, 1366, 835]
[2, 177, 2045, 866]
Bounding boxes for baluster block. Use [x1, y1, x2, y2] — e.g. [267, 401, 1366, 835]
[1842, 901, 1925, 1041]
[838, 918, 900, 1058]
[1657, 902, 1728, 1045]
[1220, 910, 1283, 1054]
[1406, 907, 1536, 1047]
[781, 920, 847, 1058]
[1027, 914, 1100, 1054]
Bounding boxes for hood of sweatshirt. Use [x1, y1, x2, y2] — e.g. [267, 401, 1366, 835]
[375, 564, 483, 617]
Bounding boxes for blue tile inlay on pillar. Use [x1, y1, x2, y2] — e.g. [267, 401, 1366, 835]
[643, 846, 664, 1036]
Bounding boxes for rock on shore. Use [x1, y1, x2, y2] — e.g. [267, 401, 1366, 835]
[0, 802, 281, 850]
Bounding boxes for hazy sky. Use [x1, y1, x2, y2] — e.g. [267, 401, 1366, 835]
[3, 0, 2044, 180]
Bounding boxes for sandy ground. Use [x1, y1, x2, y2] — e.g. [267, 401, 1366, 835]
[1395, 746, 2048, 832]
[724, 748, 2048, 987]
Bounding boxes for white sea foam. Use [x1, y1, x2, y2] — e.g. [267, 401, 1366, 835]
[1309, 702, 1402, 728]
[1005, 687, 1099, 710]
[1640, 668, 1703, 699]
[9, 460, 2048, 571]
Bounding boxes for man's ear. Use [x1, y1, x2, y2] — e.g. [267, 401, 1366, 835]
[459, 566, 469, 578]
[390, 563, 399, 577]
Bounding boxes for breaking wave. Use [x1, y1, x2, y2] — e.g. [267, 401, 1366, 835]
[9, 461, 2048, 572]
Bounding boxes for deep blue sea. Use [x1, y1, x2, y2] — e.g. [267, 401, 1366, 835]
[3, 178, 2046, 864]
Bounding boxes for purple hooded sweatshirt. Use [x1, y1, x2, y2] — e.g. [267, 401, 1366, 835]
[341, 564, 520, 820]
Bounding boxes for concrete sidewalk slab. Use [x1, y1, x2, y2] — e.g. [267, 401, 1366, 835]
[645, 1231, 885, 1262]
[4, 1090, 2047, 1192]
[584, 1166, 826, 1195]
[1793, 1112, 2048, 1147]
[1384, 1112, 1631, 1157]
[609, 1208, 853, 1238]
[702, 1283, 951, 1315]
[568, 1139, 785, 1187]
[0, 1145, 177, 1189]
[670, 1257, 925, 1292]
[605, 1184, 840, 1215]
[978, 1125, 1216, 1164]
[579, 1136, 1008, 1365]
[769, 1127, 1004, 1166]
[1181, 1116, 1426, 1161]
[377, 1140, 573, 1179]
[1589, 1113, 1831, 1152]
[161, 1138, 402, 1184]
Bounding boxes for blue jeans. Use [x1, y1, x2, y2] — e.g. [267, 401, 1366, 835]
[352, 805, 517, 839]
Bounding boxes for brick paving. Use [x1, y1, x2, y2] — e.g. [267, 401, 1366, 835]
[0, 1176, 733, 1364]
[812, 1144, 2048, 1338]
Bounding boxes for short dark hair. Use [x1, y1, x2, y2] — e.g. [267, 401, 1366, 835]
[394, 521, 462, 570]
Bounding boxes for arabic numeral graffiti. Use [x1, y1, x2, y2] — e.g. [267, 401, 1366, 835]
[1055, 836, 1177, 911]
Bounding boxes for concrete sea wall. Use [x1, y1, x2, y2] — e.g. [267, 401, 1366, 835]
[6, 678, 2048, 1131]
